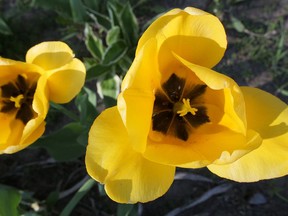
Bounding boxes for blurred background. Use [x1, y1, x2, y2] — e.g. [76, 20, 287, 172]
[0, 0, 287, 215]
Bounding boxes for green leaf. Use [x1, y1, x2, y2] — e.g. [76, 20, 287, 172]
[69, 0, 87, 22]
[106, 26, 120, 46]
[102, 40, 128, 65]
[0, 17, 12, 35]
[107, 1, 139, 46]
[97, 74, 121, 99]
[0, 184, 21, 216]
[103, 96, 117, 107]
[117, 204, 138, 216]
[107, 0, 122, 27]
[32, 0, 72, 18]
[46, 191, 59, 209]
[82, 0, 101, 11]
[33, 123, 86, 161]
[87, 10, 111, 30]
[120, 2, 139, 45]
[118, 55, 132, 74]
[230, 15, 245, 32]
[84, 24, 104, 61]
[75, 88, 98, 125]
[86, 64, 111, 80]
[60, 178, 95, 216]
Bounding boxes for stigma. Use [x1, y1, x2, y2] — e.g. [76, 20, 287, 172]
[0, 74, 37, 124]
[175, 98, 198, 117]
[10, 94, 24, 108]
[152, 73, 210, 141]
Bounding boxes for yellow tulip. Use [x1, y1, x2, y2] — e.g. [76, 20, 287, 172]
[0, 41, 86, 153]
[86, 7, 288, 203]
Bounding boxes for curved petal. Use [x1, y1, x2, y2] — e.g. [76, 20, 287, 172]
[21, 117, 46, 147]
[46, 58, 86, 103]
[208, 87, 288, 182]
[0, 58, 43, 86]
[145, 126, 261, 168]
[174, 54, 247, 133]
[1, 119, 25, 154]
[1, 118, 46, 154]
[86, 107, 175, 203]
[33, 75, 49, 116]
[136, 7, 227, 68]
[0, 113, 13, 150]
[118, 39, 158, 153]
[26, 41, 74, 70]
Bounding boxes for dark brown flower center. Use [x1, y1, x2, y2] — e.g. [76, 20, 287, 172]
[0, 74, 37, 124]
[152, 73, 210, 141]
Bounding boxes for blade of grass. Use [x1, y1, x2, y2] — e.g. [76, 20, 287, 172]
[60, 178, 96, 216]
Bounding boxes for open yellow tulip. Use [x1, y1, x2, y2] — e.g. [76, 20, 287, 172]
[0, 41, 86, 154]
[86, 7, 288, 203]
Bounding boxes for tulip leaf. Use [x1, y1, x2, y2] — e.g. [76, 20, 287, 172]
[84, 24, 104, 61]
[117, 204, 138, 216]
[0, 17, 12, 35]
[102, 40, 128, 65]
[33, 123, 86, 161]
[60, 178, 95, 216]
[0, 184, 21, 216]
[106, 26, 120, 46]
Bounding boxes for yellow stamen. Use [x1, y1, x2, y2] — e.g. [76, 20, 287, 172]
[177, 98, 198, 117]
[10, 94, 24, 108]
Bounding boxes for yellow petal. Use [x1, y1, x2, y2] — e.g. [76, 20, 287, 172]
[1, 118, 46, 154]
[0, 59, 46, 153]
[26, 41, 74, 70]
[0, 113, 13, 150]
[208, 87, 288, 181]
[118, 39, 158, 153]
[174, 54, 247, 134]
[1, 119, 25, 154]
[46, 58, 86, 103]
[145, 126, 261, 168]
[33, 75, 49, 115]
[0, 58, 43, 86]
[21, 117, 46, 147]
[137, 7, 227, 68]
[86, 107, 175, 203]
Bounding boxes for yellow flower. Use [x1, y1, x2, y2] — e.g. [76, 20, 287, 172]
[0, 41, 86, 154]
[86, 7, 288, 203]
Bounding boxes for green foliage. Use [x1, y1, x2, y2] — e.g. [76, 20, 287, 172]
[60, 178, 95, 216]
[0, 17, 12, 35]
[0, 184, 21, 216]
[117, 204, 138, 216]
[33, 123, 87, 161]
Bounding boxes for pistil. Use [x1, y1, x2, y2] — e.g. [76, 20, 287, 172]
[10, 94, 24, 108]
[174, 98, 198, 117]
